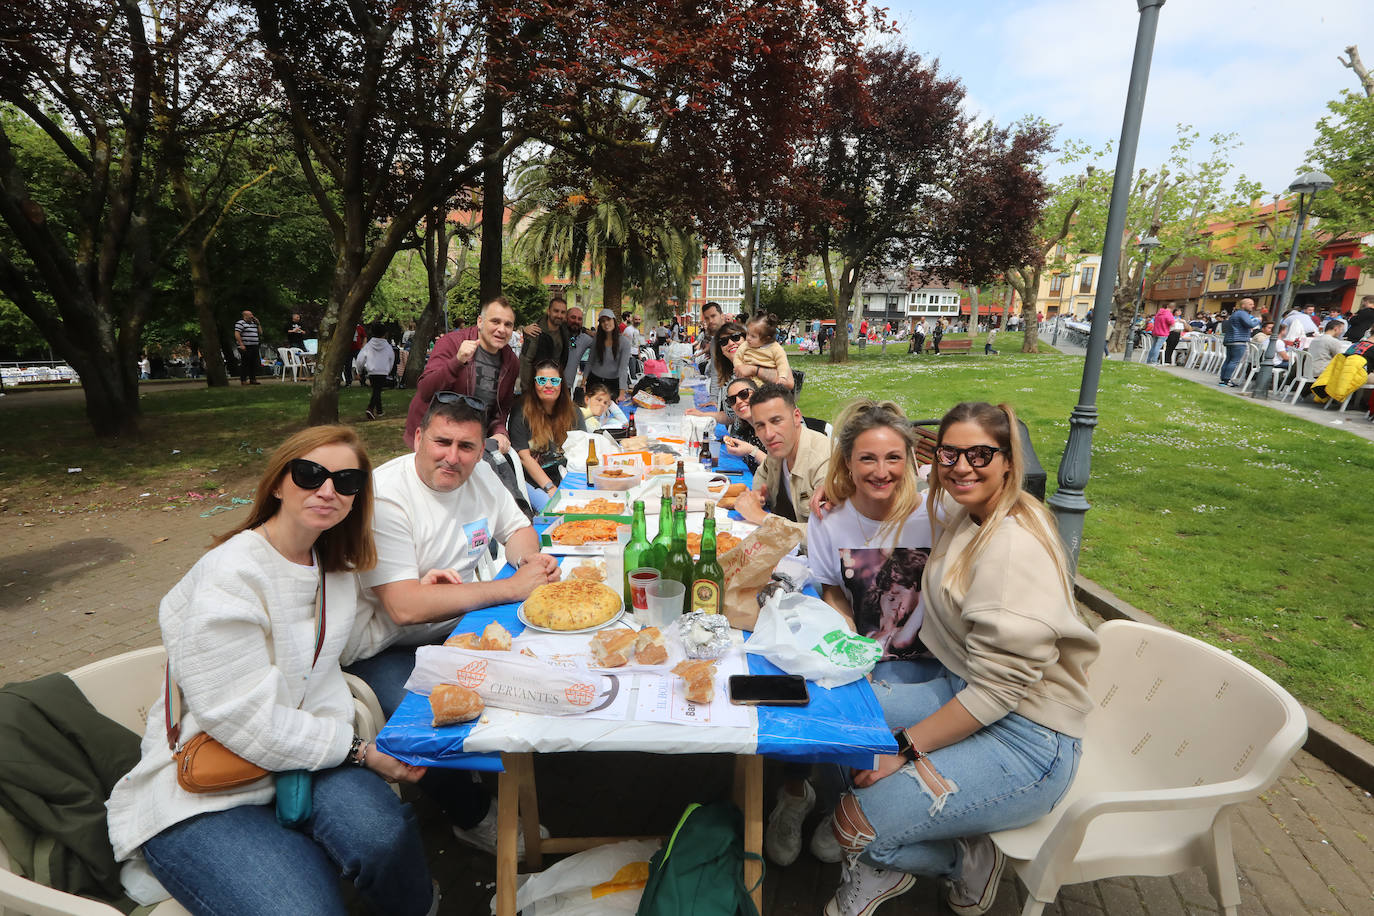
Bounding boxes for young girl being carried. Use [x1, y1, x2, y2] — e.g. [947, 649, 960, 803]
[732, 312, 794, 389]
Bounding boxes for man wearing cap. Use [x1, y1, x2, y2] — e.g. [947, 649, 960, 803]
[566, 308, 633, 399]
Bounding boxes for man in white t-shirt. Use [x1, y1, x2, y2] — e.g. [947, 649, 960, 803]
[344, 395, 559, 853]
[1280, 305, 1319, 343]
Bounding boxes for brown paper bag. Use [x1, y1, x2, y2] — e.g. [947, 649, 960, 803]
[720, 516, 803, 630]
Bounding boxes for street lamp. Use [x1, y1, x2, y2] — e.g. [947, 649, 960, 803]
[1122, 235, 1161, 362]
[1048, 0, 1165, 573]
[1252, 170, 1334, 399]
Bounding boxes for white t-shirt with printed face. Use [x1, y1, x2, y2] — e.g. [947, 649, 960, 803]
[806, 496, 934, 661]
[344, 453, 529, 662]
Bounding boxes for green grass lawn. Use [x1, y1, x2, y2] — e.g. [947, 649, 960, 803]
[3, 341, 1372, 742]
[790, 335, 1374, 742]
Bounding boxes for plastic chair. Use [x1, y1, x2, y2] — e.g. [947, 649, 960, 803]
[991, 620, 1307, 916]
[1283, 350, 1313, 404]
[0, 646, 389, 916]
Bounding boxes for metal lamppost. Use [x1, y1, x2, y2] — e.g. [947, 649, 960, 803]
[1252, 170, 1333, 399]
[1048, 0, 1164, 573]
[1122, 235, 1161, 362]
[1051, 267, 1074, 348]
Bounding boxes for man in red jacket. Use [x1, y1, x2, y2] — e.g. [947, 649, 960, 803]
[404, 297, 519, 452]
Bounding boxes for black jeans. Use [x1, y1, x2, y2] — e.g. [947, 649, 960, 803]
[239, 344, 259, 383]
[367, 374, 387, 413]
[586, 371, 621, 401]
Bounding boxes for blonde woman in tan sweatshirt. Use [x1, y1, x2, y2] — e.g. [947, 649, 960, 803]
[823, 402, 1100, 916]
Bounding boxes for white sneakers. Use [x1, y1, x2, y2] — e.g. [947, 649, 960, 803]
[764, 781, 815, 865]
[450, 807, 549, 857]
[823, 859, 916, 916]
[810, 817, 843, 863]
[944, 834, 1007, 916]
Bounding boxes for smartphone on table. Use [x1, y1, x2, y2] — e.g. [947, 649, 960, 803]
[727, 674, 810, 706]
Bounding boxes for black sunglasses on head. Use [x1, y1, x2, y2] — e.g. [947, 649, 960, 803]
[289, 458, 366, 495]
[934, 444, 1007, 469]
[432, 391, 488, 412]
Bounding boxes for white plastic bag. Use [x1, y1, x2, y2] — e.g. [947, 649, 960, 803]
[563, 430, 621, 473]
[743, 591, 881, 688]
[499, 839, 660, 916]
[404, 646, 612, 716]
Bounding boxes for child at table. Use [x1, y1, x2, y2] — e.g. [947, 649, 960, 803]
[732, 312, 794, 388]
[580, 381, 628, 431]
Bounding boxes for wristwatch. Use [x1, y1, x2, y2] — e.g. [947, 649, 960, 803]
[348, 734, 367, 767]
[892, 728, 926, 763]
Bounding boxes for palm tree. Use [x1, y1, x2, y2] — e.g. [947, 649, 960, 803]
[507, 160, 699, 316]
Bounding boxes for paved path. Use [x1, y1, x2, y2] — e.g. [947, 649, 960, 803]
[1049, 333, 1374, 445]
[5, 501, 1374, 913]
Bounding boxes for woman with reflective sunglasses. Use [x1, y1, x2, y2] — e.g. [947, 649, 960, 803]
[107, 425, 437, 916]
[821, 402, 1098, 916]
[510, 359, 585, 511]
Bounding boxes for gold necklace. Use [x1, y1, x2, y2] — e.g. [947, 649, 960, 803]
[855, 507, 883, 546]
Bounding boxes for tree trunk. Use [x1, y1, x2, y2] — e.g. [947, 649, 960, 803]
[405, 213, 450, 388]
[737, 238, 755, 315]
[603, 244, 624, 314]
[170, 163, 230, 386]
[969, 285, 980, 335]
[1018, 285, 1040, 352]
[478, 86, 504, 304]
[830, 265, 856, 364]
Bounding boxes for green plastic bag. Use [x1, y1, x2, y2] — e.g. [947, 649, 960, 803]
[636, 802, 762, 916]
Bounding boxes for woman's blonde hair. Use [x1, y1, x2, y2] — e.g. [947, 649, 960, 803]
[213, 424, 376, 573]
[823, 399, 921, 545]
[924, 402, 1072, 604]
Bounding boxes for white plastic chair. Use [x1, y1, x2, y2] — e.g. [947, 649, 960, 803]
[0, 647, 388, 916]
[991, 620, 1307, 916]
[1282, 349, 1313, 404]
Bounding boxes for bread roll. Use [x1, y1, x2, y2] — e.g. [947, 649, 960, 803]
[590, 629, 636, 667]
[478, 622, 512, 651]
[443, 633, 480, 649]
[430, 684, 484, 726]
[672, 659, 717, 704]
[635, 627, 668, 665]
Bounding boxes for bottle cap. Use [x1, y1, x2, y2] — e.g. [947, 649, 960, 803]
[704, 500, 716, 514]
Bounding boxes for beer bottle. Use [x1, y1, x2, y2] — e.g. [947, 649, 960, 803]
[690, 501, 725, 615]
[586, 439, 599, 488]
[672, 459, 688, 514]
[663, 507, 695, 593]
[622, 500, 651, 598]
[698, 430, 713, 468]
[627, 408, 637, 437]
[645, 484, 673, 568]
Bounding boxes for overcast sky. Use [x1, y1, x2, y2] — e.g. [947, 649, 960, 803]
[883, 0, 1371, 196]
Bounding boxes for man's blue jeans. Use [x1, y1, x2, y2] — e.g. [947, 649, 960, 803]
[852, 668, 1081, 878]
[142, 767, 433, 916]
[1146, 334, 1167, 365]
[345, 646, 491, 828]
[1219, 343, 1247, 383]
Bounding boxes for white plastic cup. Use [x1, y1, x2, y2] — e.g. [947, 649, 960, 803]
[643, 580, 686, 627]
[628, 568, 660, 614]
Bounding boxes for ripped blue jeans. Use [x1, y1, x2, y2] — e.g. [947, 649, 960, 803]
[847, 667, 1081, 878]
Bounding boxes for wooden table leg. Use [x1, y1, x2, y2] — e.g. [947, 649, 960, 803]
[516, 752, 543, 870]
[734, 754, 764, 915]
[495, 753, 523, 916]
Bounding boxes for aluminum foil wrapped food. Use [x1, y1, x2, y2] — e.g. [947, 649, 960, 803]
[677, 611, 732, 659]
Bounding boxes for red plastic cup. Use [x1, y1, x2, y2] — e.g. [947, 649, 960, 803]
[628, 568, 660, 613]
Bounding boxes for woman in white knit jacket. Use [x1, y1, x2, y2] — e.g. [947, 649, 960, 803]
[106, 425, 436, 916]
[823, 402, 1100, 916]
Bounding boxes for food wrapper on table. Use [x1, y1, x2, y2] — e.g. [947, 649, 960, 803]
[720, 516, 803, 630]
[404, 646, 613, 716]
[676, 612, 732, 660]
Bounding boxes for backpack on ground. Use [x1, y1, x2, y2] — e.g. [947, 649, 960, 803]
[636, 801, 762, 916]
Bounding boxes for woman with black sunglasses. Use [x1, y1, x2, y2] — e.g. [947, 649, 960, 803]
[510, 359, 585, 511]
[820, 402, 1098, 916]
[107, 425, 438, 916]
[719, 376, 765, 473]
[685, 320, 747, 425]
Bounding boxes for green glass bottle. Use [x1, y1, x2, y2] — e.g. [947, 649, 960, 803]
[645, 484, 673, 569]
[662, 507, 695, 592]
[622, 500, 652, 598]
[690, 501, 725, 615]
